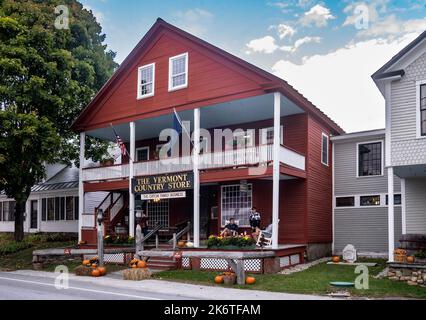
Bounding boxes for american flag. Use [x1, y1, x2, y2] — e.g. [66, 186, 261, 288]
[110, 124, 128, 156]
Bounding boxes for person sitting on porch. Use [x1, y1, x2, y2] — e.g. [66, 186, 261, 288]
[252, 223, 273, 242]
[220, 218, 239, 237]
[249, 207, 261, 232]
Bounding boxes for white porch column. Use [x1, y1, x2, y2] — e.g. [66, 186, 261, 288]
[272, 92, 281, 249]
[388, 167, 395, 262]
[78, 132, 85, 242]
[401, 178, 406, 235]
[193, 108, 200, 247]
[129, 122, 136, 237]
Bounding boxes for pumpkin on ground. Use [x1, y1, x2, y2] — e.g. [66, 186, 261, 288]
[98, 267, 107, 276]
[137, 260, 147, 268]
[406, 256, 415, 263]
[131, 264, 137, 268]
[91, 263, 97, 268]
[246, 276, 256, 285]
[332, 256, 340, 263]
[91, 269, 101, 277]
[82, 259, 90, 266]
[214, 275, 224, 284]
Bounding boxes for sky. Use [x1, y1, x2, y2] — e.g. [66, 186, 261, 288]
[80, 0, 426, 133]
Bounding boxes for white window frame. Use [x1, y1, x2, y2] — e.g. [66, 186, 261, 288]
[220, 184, 253, 227]
[416, 80, 426, 139]
[321, 133, 329, 166]
[168, 52, 188, 92]
[261, 126, 283, 145]
[333, 193, 402, 209]
[137, 63, 155, 100]
[136, 146, 150, 162]
[356, 140, 384, 178]
[233, 130, 254, 148]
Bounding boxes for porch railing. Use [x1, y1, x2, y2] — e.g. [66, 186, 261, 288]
[82, 144, 305, 182]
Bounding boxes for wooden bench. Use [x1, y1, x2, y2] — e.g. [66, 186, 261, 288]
[181, 251, 275, 285]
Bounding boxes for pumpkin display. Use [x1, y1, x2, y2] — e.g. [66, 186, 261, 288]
[82, 259, 90, 266]
[137, 260, 147, 269]
[131, 264, 137, 268]
[98, 267, 107, 275]
[91, 263, 97, 268]
[246, 276, 256, 285]
[332, 256, 340, 263]
[178, 241, 186, 248]
[91, 269, 101, 277]
[214, 275, 224, 284]
[406, 256, 415, 263]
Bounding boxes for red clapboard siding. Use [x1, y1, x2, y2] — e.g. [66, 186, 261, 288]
[306, 115, 333, 243]
[79, 31, 270, 130]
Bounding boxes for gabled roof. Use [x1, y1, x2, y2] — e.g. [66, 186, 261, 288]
[72, 18, 344, 134]
[372, 30, 426, 80]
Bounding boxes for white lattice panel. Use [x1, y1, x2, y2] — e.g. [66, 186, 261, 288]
[290, 254, 300, 265]
[182, 257, 190, 269]
[199, 258, 261, 272]
[84, 253, 125, 264]
[280, 256, 290, 268]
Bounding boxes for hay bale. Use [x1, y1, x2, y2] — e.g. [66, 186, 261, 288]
[123, 268, 151, 281]
[75, 265, 93, 277]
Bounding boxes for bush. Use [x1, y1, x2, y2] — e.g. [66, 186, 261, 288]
[207, 235, 256, 248]
[0, 241, 32, 255]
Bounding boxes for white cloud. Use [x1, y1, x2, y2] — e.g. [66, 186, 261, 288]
[358, 15, 426, 37]
[271, 33, 419, 132]
[83, 5, 105, 24]
[174, 8, 214, 36]
[246, 36, 279, 54]
[300, 4, 335, 27]
[273, 24, 297, 40]
[280, 36, 322, 52]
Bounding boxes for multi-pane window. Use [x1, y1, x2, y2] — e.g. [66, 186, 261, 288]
[360, 195, 381, 206]
[136, 147, 149, 162]
[169, 53, 188, 91]
[147, 199, 169, 228]
[221, 184, 253, 227]
[321, 133, 329, 166]
[0, 201, 16, 221]
[137, 63, 155, 99]
[261, 126, 283, 145]
[386, 194, 402, 206]
[41, 196, 78, 221]
[421, 84, 426, 136]
[358, 142, 382, 176]
[335, 197, 355, 207]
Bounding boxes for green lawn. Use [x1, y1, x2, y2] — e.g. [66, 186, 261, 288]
[153, 259, 426, 299]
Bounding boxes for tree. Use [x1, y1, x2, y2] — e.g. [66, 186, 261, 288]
[0, 0, 118, 241]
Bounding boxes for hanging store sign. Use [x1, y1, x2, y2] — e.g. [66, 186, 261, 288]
[132, 172, 193, 194]
[140, 191, 186, 200]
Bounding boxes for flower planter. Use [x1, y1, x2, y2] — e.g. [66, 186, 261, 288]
[100, 159, 114, 167]
[207, 245, 256, 250]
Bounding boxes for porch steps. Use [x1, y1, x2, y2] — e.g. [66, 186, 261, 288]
[146, 256, 178, 271]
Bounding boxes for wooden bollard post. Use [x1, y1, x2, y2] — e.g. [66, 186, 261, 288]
[135, 224, 142, 260]
[96, 209, 104, 267]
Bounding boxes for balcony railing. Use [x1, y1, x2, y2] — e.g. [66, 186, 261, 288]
[82, 144, 305, 182]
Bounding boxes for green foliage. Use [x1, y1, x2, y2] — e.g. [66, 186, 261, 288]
[104, 235, 135, 245]
[207, 235, 256, 248]
[0, 0, 118, 240]
[414, 250, 426, 259]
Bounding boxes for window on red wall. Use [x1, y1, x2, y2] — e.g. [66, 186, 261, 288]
[321, 133, 329, 166]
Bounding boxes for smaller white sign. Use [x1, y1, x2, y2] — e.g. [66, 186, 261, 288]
[140, 191, 186, 200]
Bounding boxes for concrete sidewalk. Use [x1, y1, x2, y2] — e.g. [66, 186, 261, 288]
[10, 270, 333, 300]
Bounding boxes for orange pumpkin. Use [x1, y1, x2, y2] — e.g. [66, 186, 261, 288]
[332, 256, 340, 263]
[91, 269, 101, 277]
[214, 276, 224, 284]
[137, 260, 147, 268]
[97, 267, 107, 276]
[91, 263, 97, 268]
[245, 276, 256, 285]
[82, 259, 90, 265]
[131, 264, 137, 268]
[406, 256, 415, 263]
[130, 258, 139, 264]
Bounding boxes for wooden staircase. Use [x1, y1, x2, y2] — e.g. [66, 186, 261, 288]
[94, 192, 128, 236]
[145, 244, 178, 271]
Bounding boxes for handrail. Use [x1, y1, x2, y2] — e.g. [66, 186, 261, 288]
[168, 221, 191, 245]
[141, 222, 163, 245]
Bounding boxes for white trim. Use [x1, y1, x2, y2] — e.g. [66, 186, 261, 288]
[385, 82, 392, 167]
[332, 143, 335, 254]
[272, 92, 281, 249]
[168, 52, 188, 92]
[386, 38, 426, 73]
[193, 108, 200, 247]
[334, 193, 402, 209]
[129, 122, 135, 237]
[387, 167, 395, 262]
[137, 63, 155, 100]
[416, 80, 426, 139]
[331, 129, 385, 142]
[321, 132, 329, 166]
[78, 132, 85, 242]
[356, 140, 384, 178]
[135, 146, 150, 162]
[401, 178, 406, 235]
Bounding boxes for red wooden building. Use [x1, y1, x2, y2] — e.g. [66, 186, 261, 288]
[72, 18, 344, 264]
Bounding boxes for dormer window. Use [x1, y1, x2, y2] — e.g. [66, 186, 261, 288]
[137, 63, 155, 99]
[169, 53, 188, 91]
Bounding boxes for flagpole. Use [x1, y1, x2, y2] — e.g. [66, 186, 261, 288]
[173, 108, 194, 147]
[110, 123, 133, 162]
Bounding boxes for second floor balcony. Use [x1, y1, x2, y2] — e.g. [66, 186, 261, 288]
[82, 143, 306, 182]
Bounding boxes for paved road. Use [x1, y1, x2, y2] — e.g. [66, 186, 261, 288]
[0, 270, 333, 300]
[0, 271, 191, 300]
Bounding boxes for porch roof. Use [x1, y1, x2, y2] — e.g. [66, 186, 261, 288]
[86, 93, 304, 143]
